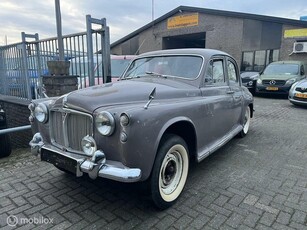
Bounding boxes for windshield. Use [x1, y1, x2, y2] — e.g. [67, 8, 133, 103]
[123, 55, 203, 79]
[111, 59, 132, 77]
[263, 64, 299, 76]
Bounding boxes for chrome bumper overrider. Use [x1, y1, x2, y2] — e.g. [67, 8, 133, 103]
[29, 133, 141, 182]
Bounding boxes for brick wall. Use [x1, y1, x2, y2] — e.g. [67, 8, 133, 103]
[0, 95, 32, 148]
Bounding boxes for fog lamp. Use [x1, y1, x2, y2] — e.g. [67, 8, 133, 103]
[81, 136, 97, 156]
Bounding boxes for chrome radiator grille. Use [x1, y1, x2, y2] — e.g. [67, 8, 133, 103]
[50, 109, 93, 152]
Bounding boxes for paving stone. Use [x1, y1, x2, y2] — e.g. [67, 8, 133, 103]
[208, 214, 227, 229]
[259, 212, 277, 227]
[243, 213, 261, 228]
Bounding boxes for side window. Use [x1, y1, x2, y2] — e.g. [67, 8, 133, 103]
[227, 60, 239, 85]
[205, 59, 226, 86]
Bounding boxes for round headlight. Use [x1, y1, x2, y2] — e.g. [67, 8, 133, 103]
[81, 136, 97, 156]
[120, 113, 130, 126]
[95, 111, 115, 136]
[34, 103, 48, 123]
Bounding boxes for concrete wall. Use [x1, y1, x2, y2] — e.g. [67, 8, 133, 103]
[0, 96, 32, 148]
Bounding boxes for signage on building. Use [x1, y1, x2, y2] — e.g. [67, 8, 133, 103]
[284, 28, 307, 38]
[167, 13, 199, 29]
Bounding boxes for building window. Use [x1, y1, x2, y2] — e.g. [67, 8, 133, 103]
[241, 52, 254, 71]
[254, 50, 266, 72]
[241, 49, 279, 72]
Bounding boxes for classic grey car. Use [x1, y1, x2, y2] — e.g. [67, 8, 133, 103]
[29, 48, 253, 209]
[288, 78, 307, 106]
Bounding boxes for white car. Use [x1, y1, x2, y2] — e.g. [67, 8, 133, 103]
[289, 78, 307, 106]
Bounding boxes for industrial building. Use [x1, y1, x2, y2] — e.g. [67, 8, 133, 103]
[111, 6, 307, 72]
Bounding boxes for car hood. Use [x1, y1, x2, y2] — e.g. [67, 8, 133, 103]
[260, 74, 298, 81]
[295, 78, 307, 88]
[53, 78, 200, 113]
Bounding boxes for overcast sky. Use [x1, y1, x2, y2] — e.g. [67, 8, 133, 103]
[1, 0, 307, 46]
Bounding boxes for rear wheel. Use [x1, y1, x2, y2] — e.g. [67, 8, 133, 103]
[151, 134, 189, 209]
[238, 106, 251, 138]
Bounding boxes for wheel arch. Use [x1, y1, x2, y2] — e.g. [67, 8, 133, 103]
[154, 117, 197, 164]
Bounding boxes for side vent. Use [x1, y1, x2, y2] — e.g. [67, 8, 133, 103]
[293, 42, 307, 53]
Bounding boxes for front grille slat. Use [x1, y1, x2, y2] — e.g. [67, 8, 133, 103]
[262, 80, 286, 86]
[296, 87, 307, 93]
[50, 109, 93, 153]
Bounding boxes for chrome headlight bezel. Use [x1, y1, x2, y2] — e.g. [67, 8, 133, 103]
[34, 103, 48, 123]
[95, 111, 115, 136]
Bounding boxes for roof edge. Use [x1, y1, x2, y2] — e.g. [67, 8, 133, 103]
[111, 5, 307, 49]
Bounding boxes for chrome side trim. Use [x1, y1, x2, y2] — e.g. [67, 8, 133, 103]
[197, 125, 242, 162]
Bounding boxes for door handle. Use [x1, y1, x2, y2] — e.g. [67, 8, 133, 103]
[227, 90, 234, 94]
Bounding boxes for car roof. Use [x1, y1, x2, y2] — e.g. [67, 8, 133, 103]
[137, 48, 230, 59]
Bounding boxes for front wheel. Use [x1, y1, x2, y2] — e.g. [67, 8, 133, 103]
[238, 106, 251, 138]
[151, 134, 189, 209]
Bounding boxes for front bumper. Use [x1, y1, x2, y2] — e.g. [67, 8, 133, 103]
[256, 85, 291, 94]
[29, 133, 141, 182]
[288, 92, 307, 106]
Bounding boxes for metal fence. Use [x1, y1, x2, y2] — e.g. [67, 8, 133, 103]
[0, 15, 110, 100]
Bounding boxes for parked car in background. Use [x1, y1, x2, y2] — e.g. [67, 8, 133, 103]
[240, 71, 259, 95]
[288, 78, 307, 106]
[0, 106, 11, 158]
[256, 61, 307, 95]
[29, 48, 253, 209]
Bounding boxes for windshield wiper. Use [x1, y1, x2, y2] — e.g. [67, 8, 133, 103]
[145, 71, 167, 78]
[121, 75, 141, 80]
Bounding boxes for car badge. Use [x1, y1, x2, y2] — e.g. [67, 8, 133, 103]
[301, 87, 306, 90]
[269, 80, 276, 85]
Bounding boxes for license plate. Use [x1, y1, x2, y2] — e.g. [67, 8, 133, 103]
[266, 86, 278, 91]
[295, 93, 307, 98]
[41, 148, 77, 174]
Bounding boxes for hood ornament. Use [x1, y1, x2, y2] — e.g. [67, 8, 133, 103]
[144, 87, 156, 109]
